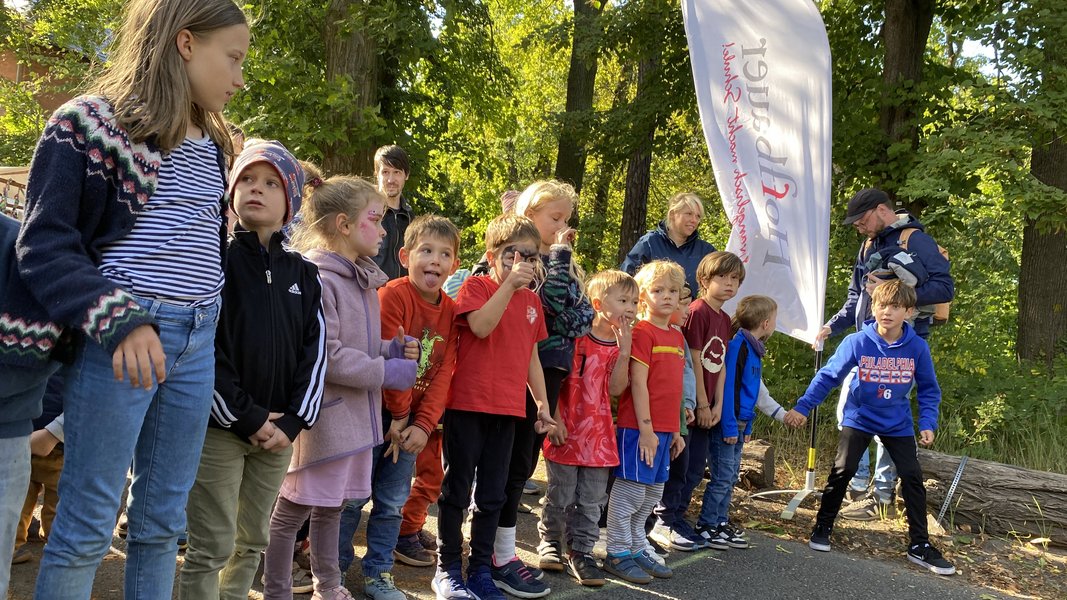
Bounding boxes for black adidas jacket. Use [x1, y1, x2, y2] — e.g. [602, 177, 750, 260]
[211, 229, 327, 443]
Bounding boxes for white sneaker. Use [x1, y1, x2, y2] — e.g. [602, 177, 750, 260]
[643, 539, 667, 566]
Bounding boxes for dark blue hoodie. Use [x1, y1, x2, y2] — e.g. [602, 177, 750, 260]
[621, 221, 716, 294]
[794, 320, 941, 436]
[825, 212, 953, 339]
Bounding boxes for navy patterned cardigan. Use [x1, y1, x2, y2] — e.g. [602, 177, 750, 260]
[0, 96, 228, 367]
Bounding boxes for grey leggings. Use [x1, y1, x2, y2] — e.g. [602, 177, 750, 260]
[606, 479, 664, 556]
[262, 496, 344, 598]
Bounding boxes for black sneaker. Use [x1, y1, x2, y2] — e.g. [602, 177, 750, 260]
[809, 523, 832, 552]
[907, 543, 956, 576]
[394, 533, 435, 567]
[567, 552, 606, 587]
[537, 539, 565, 572]
[718, 523, 749, 549]
[696, 523, 729, 551]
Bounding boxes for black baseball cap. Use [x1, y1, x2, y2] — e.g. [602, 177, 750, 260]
[843, 188, 891, 225]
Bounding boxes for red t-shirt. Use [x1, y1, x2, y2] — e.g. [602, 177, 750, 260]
[448, 276, 547, 418]
[683, 298, 732, 406]
[543, 334, 620, 467]
[378, 278, 458, 435]
[616, 320, 685, 433]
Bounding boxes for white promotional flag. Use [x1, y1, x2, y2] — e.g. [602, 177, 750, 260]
[682, 0, 831, 344]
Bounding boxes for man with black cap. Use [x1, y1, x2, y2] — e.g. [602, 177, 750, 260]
[813, 187, 953, 521]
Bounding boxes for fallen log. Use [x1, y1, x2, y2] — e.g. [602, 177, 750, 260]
[918, 448, 1067, 547]
[738, 439, 775, 490]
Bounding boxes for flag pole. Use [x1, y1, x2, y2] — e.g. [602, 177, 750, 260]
[750, 348, 822, 519]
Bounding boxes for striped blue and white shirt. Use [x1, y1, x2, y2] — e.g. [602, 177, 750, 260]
[99, 136, 225, 305]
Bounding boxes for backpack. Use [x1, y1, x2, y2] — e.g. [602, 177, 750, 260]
[864, 227, 951, 325]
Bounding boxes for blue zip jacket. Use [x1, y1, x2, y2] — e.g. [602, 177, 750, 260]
[721, 330, 762, 438]
[795, 320, 941, 436]
[825, 212, 953, 339]
[621, 221, 716, 295]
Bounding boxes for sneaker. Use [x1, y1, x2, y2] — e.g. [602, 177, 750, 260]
[696, 524, 729, 551]
[261, 562, 314, 595]
[177, 532, 188, 551]
[566, 552, 605, 587]
[674, 520, 710, 550]
[492, 557, 549, 598]
[364, 573, 406, 600]
[395, 533, 436, 567]
[523, 480, 542, 495]
[466, 566, 507, 600]
[632, 550, 673, 579]
[841, 495, 897, 521]
[809, 523, 832, 552]
[432, 565, 474, 600]
[312, 586, 356, 600]
[116, 513, 128, 539]
[11, 544, 32, 564]
[417, 529, 438, 551]
[649, 522, 694, 552]
[293, 562, 315, 594]
[601, 554, 651, 584]
[536, 540, 565, 572]
[717, 523, 749, 549]
[845, 487, 867, 503]
[644, 535, 669, 556]
[636, 539, 664, 566]
[907, 543, 956, 576]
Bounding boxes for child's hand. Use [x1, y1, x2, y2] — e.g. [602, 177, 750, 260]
[670, 432, 685, 460]
[29, 429, 60, 456]
[919, 429, 935, 446]
[398, 426, 429, 455]
[695, 405, 713, 428]
[548, 418, 568, 446]
[386, 418, 407, 443]
[383, 440, 402, 463]
[685, 408, 695, 425]
[554, 227, 577, 248]
[250, 418, 277, 447]
[638, 429, 659, 467]
[260, 427, 292, 452]
[505, 251, 536, 290]
[611, 317, 633, 356]
[396, 326, 420, 360]
[724, 435, 738, 445]
[744, 434, 751, 443]
[113, 324, 167, 390]
[783, 409, 807, 429]
[533, 404, 556, 434]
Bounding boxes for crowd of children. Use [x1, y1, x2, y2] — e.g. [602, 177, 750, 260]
[0, 1, 957, 599]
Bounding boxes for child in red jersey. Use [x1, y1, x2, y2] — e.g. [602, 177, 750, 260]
[538, 270, 638, 587]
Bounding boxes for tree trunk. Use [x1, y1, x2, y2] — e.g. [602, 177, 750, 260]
[918, 449, 1067, 546]
[617, 57, 658, 266]
[323, 0, 378, 177]
[553, 0, 605, 193]
[738, 439, 776, 490]
[879, 0, 934, 214]
[1017, 134, 1067, 364]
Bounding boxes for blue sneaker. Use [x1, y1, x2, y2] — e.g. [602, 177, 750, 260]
[466, 565, 506, 600]
[491, 557, 549, 598]
[432, 565, 474, 600]
[674, 520, 709, 550]
[632, 550, 673, 579]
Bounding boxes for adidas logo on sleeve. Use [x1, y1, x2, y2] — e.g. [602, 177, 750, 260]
[288, 283, 301, 295]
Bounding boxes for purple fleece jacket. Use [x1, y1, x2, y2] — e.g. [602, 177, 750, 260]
[289, 249, 416, 472]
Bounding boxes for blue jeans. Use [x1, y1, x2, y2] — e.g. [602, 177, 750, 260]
[338, 442, 417, 577]
[697, 424, 743, 528]
[835, 368, 896, 501]
[1, 436, 30, 599]
[0, 362, 59, 598]
[35, 296, 219, 600]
